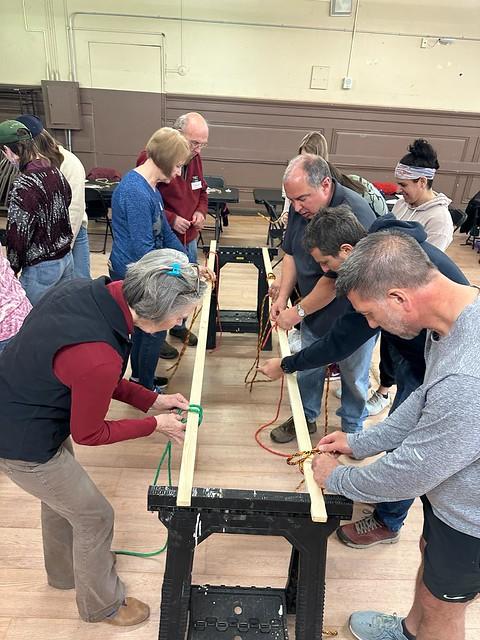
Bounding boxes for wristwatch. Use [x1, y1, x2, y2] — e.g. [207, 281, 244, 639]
[280, 358, 295, 375]
[296, 303, 306, 318]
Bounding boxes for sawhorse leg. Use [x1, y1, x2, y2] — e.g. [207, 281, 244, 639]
[157, 510, 203, 640]
[206, 269, 218, 350]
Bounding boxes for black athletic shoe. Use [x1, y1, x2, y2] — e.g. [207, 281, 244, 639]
[159, 341, 179, 359]
[169, 327, 198, 346]
[129, 376, 169, 392]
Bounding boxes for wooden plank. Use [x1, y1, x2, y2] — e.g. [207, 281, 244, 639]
[177, 240, 217, 507]
[262, 247, 328, 523]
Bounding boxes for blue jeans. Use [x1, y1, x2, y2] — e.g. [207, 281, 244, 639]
[20, 252, 74, 305]
[72, 226, 91, 279]
[374, 341, 425, 532]
[298, 321, 376, 433]
[185, 238, 198, 263]
[130, 327, 166, 390]
[174, 238, 198, 331]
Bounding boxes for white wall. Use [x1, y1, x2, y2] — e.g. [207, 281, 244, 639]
[1, 0, 479, 112]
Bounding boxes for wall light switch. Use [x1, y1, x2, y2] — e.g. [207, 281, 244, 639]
[310, 65, 330, 90]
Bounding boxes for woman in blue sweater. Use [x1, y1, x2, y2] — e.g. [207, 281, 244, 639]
[109, 127, 189, 392]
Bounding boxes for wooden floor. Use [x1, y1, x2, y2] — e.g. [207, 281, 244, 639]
[0, 216, 479, 639]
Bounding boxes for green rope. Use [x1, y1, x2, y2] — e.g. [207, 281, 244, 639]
[152, 440, 172, 487]
[114, 404, 203, 558]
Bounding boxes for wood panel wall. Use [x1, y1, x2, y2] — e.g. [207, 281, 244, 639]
[1, 85, 479, 210]
[166, 94, 480, 211]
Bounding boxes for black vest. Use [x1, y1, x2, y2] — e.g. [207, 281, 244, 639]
[0, 277, 131, 462]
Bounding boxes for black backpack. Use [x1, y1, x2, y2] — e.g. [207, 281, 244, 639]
[459, 190, 480, 235]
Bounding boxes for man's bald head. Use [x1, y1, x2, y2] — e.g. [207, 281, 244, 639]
[173, 112, 209, 158]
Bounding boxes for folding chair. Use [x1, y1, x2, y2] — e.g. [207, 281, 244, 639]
[85, 188, 113, 254]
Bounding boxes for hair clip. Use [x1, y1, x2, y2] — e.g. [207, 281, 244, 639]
[166, 262, 182, 276]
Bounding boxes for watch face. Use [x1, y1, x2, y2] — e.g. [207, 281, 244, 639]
[296, 304, 305, 317]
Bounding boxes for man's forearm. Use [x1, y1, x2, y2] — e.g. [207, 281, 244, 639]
[300, 277, 336, 315]
[347, 387, 424, 459]
[284, 313, 378, 372]
[278, 254, 297, 299]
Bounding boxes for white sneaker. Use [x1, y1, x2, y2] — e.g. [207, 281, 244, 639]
[366, 391, 390, 416]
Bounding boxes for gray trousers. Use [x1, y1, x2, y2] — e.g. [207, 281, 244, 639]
[0, 438, 125, 622]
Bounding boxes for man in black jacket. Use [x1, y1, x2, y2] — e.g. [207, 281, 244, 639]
[259, 207, 469, 548]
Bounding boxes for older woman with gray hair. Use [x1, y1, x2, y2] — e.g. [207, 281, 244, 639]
[0, 248, 210, 628]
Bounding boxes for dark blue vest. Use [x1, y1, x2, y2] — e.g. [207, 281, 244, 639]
[0, 277, 131, 462]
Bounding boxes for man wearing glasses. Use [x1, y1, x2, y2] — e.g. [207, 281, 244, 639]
[137, 112, 209, 353]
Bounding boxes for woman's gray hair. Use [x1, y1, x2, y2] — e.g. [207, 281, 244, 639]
[336, 231, 437, 300]
[122, 249, 207, 322]
[283, 154, 331, 188]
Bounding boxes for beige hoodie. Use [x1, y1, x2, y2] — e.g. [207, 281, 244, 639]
[59, 145, 88, 241]
[392, 192, 453, 251]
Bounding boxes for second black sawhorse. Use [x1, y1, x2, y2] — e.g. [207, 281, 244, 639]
[148, 486, 352, 639]
[204, 246, 278, 351]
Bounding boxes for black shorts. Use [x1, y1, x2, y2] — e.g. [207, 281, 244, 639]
[421, 496, 480, 603]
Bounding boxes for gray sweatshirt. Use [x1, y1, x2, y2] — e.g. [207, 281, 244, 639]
[393, 192, 453, 251]
[326, 296, 480, 538]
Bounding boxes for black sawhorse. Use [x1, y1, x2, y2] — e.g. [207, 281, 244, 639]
[148, 486, 352, 639]
[204, 246, 278, 351]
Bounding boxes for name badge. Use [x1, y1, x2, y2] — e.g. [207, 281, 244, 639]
[191, 180, 202, 190]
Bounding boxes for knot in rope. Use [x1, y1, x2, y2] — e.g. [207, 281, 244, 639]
[177, 403, 204, 426]
[286, 448, 322, 474]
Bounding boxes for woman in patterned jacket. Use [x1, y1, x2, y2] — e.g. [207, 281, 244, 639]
[0, 119, 73, 304]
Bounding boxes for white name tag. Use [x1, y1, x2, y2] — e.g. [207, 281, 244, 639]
[191, 180, 202, 190]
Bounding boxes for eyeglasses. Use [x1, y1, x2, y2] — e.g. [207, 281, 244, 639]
[188, 264, 214, 295]
[190, 264, 201, 295]
[188, 140, 208, 150]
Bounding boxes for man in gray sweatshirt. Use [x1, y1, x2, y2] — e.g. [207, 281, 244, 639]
[311, 232, 480, 640]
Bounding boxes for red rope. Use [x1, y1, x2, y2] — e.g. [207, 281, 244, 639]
[254, 374, 290, 459]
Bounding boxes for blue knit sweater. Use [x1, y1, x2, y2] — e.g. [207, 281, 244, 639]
[109, 170, 185, 278]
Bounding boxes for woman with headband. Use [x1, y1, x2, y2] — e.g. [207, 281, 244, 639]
[367, 140, 454, 417]
[393, 139, 453, 251]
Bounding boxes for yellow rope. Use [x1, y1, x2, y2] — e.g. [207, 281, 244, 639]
[166, 306, 202, 381]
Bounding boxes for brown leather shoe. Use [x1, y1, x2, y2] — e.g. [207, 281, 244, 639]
[104, 597, 150, 626]
[337, 514, 400, 548]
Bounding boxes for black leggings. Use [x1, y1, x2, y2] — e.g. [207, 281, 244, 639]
[379, 335, 396, 388]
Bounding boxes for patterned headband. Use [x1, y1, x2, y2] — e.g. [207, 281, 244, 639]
[395, 163, 436, 180]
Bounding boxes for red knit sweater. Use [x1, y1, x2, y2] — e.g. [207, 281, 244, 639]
[136, 150, 208, 244]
